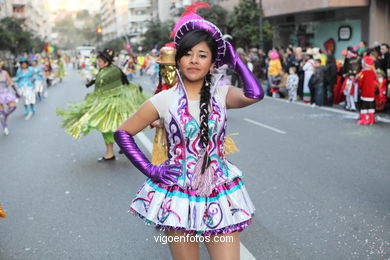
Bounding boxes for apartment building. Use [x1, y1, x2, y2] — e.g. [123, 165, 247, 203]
[101, 0, 132, 42]
[0, 0, 52, 41]
[101, 0, 243, 45]
[127, 0, 155, 41]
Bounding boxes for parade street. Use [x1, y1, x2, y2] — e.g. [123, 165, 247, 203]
[0, 69, 389, 260]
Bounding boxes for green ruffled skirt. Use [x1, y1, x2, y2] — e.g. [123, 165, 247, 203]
[57, 83, 149, 144]
[57, 68, 66, 78]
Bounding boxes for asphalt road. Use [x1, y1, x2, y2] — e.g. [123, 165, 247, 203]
[0, 68, 389, 260]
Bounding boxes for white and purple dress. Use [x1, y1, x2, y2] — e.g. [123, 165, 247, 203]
[0, 70, 17, 104]
[129, 75, 255, 235]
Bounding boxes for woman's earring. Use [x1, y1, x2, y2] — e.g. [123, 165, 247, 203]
[205, 72, 211, 87]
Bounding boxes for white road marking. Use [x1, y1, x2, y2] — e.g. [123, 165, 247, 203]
[265, 96, 390, 123]
[136, 131, 257, 260]
[135, 132, 153, 153]
[244, 118, 287, 135]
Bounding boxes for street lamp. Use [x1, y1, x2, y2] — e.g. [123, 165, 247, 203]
[259, 0, 264, 50]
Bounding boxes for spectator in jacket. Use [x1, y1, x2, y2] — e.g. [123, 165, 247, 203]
[324, 54, 337, 106]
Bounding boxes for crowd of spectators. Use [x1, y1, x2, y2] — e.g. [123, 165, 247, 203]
[232, 42, 390, 112]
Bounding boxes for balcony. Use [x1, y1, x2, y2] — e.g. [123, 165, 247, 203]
[12, 0, 28, 5]
[128, 1, 151, 9]
[128, 14, 151, 22]
[12, 12, 27, 19]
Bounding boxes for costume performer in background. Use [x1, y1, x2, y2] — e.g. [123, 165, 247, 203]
[15, 58, 36, 120]
[44, 57, 53, 87]
[32, 59, 45, 102]
[56, 56, 66, 83]
[151, 44, 179, 165]
[357, 56, 377, 125]
[341, 70, 358, 111]
[114, 3, 264, 259]
[0, 61, 18, 136]
[375, 69, 387, 111]
[57, 48, 148, 162]
[286, 66, 299, 102]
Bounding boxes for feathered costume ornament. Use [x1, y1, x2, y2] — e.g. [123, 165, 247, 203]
[0, 204, 7, 218]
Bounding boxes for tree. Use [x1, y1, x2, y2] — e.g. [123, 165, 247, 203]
[53, 10, 102, 49]
[0, 17, 45, 54]
[172, 1, 228, 34]
[105, 38, 126, 53]
[229, 0, 272, 49]
[141, 19, 175, 51]
[197, 2, 228, 34]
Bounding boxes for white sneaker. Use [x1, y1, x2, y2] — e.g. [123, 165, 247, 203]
[25, 112, 32, 120]
[311, 103, 316, 107]
[3, 127, 9, 136]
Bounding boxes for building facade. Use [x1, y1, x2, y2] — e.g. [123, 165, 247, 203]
[128, 0, 154, 38]
[101, 0, 119, 42]
[263, 0, 389, 58]
[0, 0, 52, 41]
[100, 0, 133, 42]
[100, 0, 243, 46]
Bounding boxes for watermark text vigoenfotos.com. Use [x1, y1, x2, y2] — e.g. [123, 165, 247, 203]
[154, 234, 234, 244]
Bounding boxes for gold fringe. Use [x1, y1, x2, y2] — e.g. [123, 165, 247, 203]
[151, 131, 240, 164]
[0, 204, 7, 218]
[224, 133, 240, 155]
[151, 127, 168, 165]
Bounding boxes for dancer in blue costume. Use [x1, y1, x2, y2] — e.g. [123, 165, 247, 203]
[114, 3, 264, 259]
[15, 58, 35, 120]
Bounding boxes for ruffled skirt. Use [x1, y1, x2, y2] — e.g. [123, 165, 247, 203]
[56, 83, 148, 138]
[0, 86, 17, 104]
[20, 86, 36, 105]
[130, 177, 255, 235]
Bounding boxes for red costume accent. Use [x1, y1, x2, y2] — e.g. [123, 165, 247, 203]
[169, 2, 211, 38]
[333, 64, 345, 104]
[154, 82, 171, 95]
[375, 78, 388, 111]
[358, 69, 377, 99]
[341, 77, 357, 96]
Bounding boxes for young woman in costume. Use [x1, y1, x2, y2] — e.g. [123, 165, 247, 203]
[114, 9, 264, 259]
[0, 61, 18, 135]
[57, 48, 148, 162]
[151, 43, 239, 165]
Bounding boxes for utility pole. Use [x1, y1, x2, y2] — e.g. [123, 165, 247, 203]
[259, 0, 264, 50]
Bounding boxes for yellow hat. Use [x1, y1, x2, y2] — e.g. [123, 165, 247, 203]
[156, 46, 176, 65]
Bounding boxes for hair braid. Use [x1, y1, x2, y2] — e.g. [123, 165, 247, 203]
[199, 72, 212, 149]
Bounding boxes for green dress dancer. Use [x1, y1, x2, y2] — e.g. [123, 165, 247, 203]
[57, 48, 148, 161]
[56, 57, 66, 82]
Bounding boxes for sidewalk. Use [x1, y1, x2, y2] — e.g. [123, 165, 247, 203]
[130, 74, 390, 123]
[266, 96, 390, 123]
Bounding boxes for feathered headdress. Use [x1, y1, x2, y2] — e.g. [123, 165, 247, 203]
[170, 2, 211, 39]
[171, 1, 226, 66]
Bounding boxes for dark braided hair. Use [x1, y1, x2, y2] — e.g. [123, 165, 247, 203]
[175, 30, 217, 149]
[199, 72, 212, 148]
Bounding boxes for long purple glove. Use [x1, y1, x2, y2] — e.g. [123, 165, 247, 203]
[221, 42, 264, 99]
[114, 130, 181, 185]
